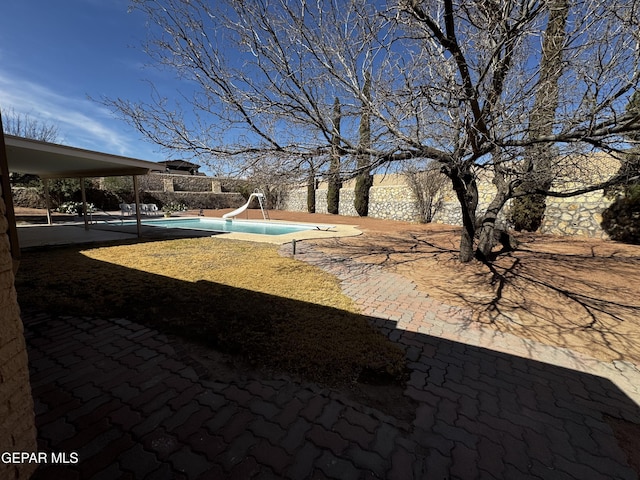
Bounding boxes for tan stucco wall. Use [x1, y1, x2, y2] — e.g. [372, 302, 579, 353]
[0, 196, 37, 479]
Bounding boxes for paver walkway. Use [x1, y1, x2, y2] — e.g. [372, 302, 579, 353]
[23, 244, 640, 479]
[290, 242, 640, 407]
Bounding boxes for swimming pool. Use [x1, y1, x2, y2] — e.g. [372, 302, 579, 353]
[125, 217, 317, 235]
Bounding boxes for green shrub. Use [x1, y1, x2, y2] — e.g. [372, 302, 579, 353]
[57, 201, 95, 215]
[510, 193, 547, 232]
[601, 185, 640, 244]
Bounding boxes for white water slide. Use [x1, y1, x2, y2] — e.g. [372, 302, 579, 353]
[222, 192, 269, 220]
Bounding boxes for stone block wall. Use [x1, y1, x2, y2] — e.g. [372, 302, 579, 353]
[0, 197, 37, 480]
[142, 191, 245, 210]
[139, 173, 222, 193]
[337, 189, 357, 216]
[368, 185, 420, 221]
[138, 173, 233, 209]
[541, 192, 614, 238]
[282, 187, 309, 212]
[282, 169, 617, 239]
[315, 187, 329, 214]
[295, 174, 422, 221]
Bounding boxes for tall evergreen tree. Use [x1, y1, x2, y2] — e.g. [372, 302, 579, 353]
[327, 97, 342, 214]
[354, 71, 373, 216]
[306, 160, 316, 213]
[511, 0, 568, 232]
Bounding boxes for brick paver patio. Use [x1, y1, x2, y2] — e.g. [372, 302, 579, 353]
[23, 243, 640, 479]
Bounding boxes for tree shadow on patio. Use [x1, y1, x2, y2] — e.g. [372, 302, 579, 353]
[310, 229, 640, 368]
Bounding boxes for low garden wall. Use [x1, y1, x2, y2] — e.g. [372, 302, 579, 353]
[139, 173, 222, 193]
[12, 173, 243, 211]
[141, 191, 244, 210]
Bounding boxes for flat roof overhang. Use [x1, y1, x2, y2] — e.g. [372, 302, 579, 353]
[3, 134, 160, 178]
[1, 133, 163, 272]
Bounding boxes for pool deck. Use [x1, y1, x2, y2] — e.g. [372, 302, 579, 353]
[211, 218, 361, 244]
[17, 214, 362, 248]
[17, 223, 139, 249]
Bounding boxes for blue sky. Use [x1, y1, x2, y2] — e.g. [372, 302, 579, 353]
[0, 0, 171, 162]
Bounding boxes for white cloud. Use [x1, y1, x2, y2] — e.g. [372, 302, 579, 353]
[0, 71, 145, 157]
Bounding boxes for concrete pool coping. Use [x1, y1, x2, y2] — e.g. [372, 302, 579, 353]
[16, 216, 361, 248]
[178, 217, 362, 244]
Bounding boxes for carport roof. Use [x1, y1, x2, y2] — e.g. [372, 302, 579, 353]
[4, 134, 161, 179]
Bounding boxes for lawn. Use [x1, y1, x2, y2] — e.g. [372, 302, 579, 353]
[15, 237, 406, 387]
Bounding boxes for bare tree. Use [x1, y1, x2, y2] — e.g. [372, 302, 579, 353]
[107, 0, 640, 262]
[404, 161, 448, 223]
[2, 108, 59, 142]
[3, 108, 61, 186]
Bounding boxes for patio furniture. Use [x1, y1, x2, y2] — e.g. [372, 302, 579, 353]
[119, 203, 132, 216]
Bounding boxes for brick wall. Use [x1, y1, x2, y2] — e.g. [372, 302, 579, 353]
[0, 197, 37, 479]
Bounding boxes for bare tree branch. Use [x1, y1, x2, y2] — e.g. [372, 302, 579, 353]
[104, 0, 640, 261]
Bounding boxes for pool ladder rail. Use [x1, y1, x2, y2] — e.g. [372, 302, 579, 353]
[256, 191, 270, 220]
[88, 208, 125, 226]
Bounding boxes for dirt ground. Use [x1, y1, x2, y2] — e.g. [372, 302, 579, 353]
[205, 208, 640, 368]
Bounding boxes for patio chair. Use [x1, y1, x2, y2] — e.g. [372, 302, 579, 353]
[119, 203, 132, 216]
[147, 204, 160, 216]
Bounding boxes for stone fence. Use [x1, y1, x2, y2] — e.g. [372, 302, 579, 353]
[12, 173, 242, 211]
[138, 173, 243, 210]
[281, 162, 620, 239]
[139, 173, 222, 193]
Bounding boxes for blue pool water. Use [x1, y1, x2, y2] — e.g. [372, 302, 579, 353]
[126, 218, 315, 235]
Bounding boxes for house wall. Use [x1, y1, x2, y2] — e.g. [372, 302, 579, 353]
[0, 196, 37, 480]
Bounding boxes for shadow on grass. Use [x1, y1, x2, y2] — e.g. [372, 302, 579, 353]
[15, 242, 406, 389]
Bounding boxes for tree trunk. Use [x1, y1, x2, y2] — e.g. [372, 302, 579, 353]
[476, 191, 509, 260]
[459, 226, 475, 263]
[449, 167, 479, 263]
[476, 163, 511, 259]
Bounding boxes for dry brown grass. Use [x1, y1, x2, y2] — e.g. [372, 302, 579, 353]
[15, 237, 406, 386]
